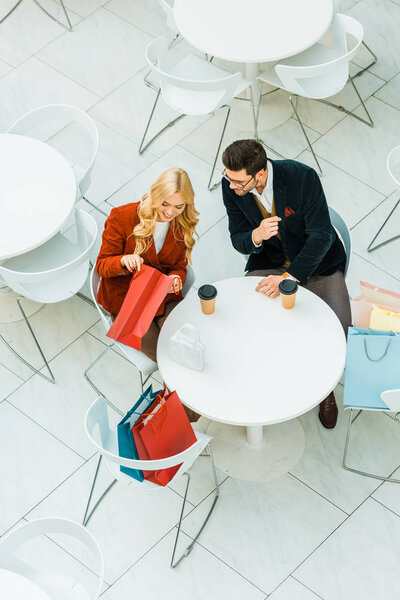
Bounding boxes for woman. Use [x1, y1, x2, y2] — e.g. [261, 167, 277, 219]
[96, 167, 199, 364]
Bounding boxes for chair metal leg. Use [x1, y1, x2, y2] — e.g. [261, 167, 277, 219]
[342, 409, 400, 483]
[353, 41, 377, 79]
[81, 196, 108, 217]
[83, 454, 117, 526]
[138, 88, 185, 155]
[0, 297, 55, 383]
[208, 105, 231, 191]
[139, 370, 152, 394]
[0, 0, 23, 22]
[76, 291, 95, 308]
[32, 0, 72, 30]
[289, 95, 323, 176]
[316, 76, 374, 128]
[84, 345, 124, 415]
[367, 196, 400, 251]
[171, 444, 220, 568]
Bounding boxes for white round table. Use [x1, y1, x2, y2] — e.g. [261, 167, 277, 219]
[0, 569, 52, 600]
[0, 134, 76, 322]
[158, 277, 346, 481]
[174, 0, 333, 132]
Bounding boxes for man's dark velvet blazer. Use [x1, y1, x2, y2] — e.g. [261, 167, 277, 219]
[222, 159, 346, 284]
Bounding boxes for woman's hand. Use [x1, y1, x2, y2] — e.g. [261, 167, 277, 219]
[120, 254, 144, 273]
[168, 274, 182, 294]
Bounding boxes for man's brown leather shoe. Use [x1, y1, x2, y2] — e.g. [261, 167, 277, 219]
[319, 392, 338, 429]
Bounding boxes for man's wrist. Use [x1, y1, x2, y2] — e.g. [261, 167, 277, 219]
[282, 272, 298, 282]
[252, 228, 262, 247]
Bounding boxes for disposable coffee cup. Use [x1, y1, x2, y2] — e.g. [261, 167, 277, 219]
[278, 279, 298, 310]
[198, 284, 217, 315]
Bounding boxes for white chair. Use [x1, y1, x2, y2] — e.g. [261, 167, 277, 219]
[0, 518, 103, 599]
[83, 396, 219, 568]
[257, 14, 373, 176]
[328, 206, 352, 277]
[84, 264, 196, 415]
[0, 209, 97, 383]
[343, 381, 400, 483]
[0, 0, 72, 29]
[368, 145, 400, 251]
[332, 0, 376, 78]
[139, 36, 254, 190]
[7, 104, 105, 216]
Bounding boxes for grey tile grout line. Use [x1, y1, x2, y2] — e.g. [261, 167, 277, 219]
[267, 460, 400, 596]
[371, 495, 400, 519]
[352, 250, 400, 284]
[287, 471, 350, 516]
[290, 575, 326, 599]
[349, 195, 393, 231]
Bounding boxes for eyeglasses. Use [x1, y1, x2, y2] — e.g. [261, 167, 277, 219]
[222, 169, 254, 190]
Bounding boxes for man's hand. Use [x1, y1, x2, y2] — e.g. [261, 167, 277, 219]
[256, 275, 284, 298]
[253, 216, 281, 245]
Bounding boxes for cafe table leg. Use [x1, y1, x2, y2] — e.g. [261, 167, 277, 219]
[246, 425, 264, 448]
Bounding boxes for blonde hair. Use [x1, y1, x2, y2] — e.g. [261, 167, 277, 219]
[133, 168, 199, 262]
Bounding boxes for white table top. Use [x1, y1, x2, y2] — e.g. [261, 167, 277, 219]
[0, 134, 76, 261]
[157, 277, 346, 426]
[0, 569, 52, 600]
[174, 0, 333, 63]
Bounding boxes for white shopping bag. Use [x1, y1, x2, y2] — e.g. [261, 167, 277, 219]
[168, 324, 205, 371]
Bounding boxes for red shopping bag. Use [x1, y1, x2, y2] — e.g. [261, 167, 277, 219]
[132, 390, 197, 486]
[106, 265, 172, 350]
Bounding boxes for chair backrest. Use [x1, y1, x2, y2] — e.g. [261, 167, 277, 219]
[158, 0, 177, 33]
[275, 14, 364, 98]
[387, 145, 400, 187]
[0, 209, 97, 295]
[182, 263, 196, 297]
[0, 518, 104, 599]
[90, 267, 158, 377]
[85, 396, 209, 482]
[145, 36, 243, 110]
[7, 104, 99, 199]
[328, 206, 351, 276]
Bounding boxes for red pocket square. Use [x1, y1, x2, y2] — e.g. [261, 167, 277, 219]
[284, 207, 295, 217]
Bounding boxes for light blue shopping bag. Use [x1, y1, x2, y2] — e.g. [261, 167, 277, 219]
[343, 327, 400, 410]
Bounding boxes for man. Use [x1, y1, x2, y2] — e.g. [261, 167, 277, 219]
[221, 139, 351, 429]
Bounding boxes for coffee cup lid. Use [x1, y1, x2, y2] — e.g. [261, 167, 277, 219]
[278, 279, 298, 295]
[198, 284, 217, 300]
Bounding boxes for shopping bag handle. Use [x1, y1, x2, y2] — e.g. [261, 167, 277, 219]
[140, 393, 169, 435]
[363, 336, 392, 362]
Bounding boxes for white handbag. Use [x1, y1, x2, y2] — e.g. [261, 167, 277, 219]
[168, 323, 205, 371]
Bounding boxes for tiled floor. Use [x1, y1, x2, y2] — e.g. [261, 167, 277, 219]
[1, 0, 400, 598]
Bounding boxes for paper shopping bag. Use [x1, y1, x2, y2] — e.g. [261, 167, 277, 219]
[117, 384, 161, 480]
[132, 390, 197, 486]
[106, 265, 172, 350]
[351, 281, 400, 328]
[343, 327, 400, 410]
[369, 306, 400, 332]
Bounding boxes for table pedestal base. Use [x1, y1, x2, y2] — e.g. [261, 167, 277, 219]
[206, 419, 305, 482]
[245, 63, 292, 133]
[0, 287, 43, 324]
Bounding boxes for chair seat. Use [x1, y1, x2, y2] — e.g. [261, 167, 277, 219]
[163, 54, 250, 114]
[32, 571, 92, 600]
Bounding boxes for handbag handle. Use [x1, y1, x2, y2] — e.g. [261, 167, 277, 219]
[178, 323, 200, 344]
[363, 336, 392, 362]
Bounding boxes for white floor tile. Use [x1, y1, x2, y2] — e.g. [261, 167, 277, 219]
[269, 577, 322, 600]
[107, 145, 227, 236]
[374, 74, 400, 111]
[181, 476, 345, 594]
[0, 57, 98, 133]
[0, 402, 82, 533]
[0, 363, 24, 401]
[295, 499, 400, 600]
[28, 456, 194, 584]
[351, 191, 400, 279]
[0, 0, 81, 67]
[191, 217, 247, 288]
[346, 251, 400, 299]
[373, 466, 400, 512]
[106, 0, 172, 38]
[37, 8, 152, 96]
[312, 97, 400, 195]
[0, 296, 98, 373]
[296, 149, 385, 228]
[102, 528, 266, 600]
[7, 333, 112, 458]
[63, 0, 109, 18]
[290, 385, 400, 514]
[0, 59, 12, 79]
[348, 0, 400, 82]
